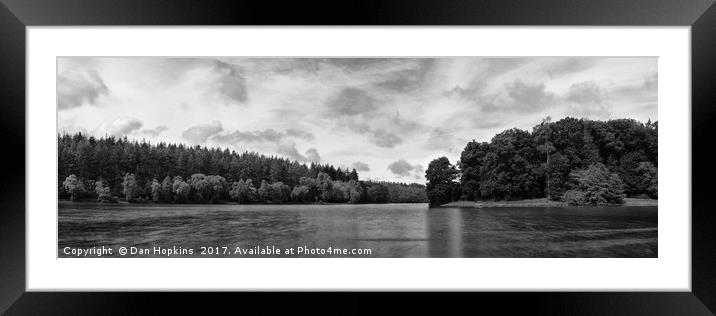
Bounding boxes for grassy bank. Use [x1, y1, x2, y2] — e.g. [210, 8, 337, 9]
[441, 198, 657, 208]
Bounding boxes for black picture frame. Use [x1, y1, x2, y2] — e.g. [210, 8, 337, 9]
[1, 0, 714, 314]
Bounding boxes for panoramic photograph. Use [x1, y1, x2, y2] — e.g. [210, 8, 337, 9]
[57, 57, 657, 258]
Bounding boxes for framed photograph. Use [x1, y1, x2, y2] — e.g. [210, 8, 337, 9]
[1, 0, 714, 314]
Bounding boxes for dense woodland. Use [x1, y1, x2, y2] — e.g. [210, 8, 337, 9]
[426, 117, 658, 206]
[58, 133, 427, 204]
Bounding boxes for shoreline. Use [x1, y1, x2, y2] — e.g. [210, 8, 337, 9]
[57, 200, 428, 206]
[441, 198, 658, 208]
[58, 198, 657, 208]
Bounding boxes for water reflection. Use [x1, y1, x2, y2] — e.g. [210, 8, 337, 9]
[425, 208, 462, 257]
[425, 207, 658, 257]
[58, 203, 657, 258]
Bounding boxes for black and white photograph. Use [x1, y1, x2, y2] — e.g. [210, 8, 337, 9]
[4, 0, 713, 313]
[57, 56, 658, 258]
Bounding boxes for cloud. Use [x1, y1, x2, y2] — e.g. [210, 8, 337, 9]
[321, 58, 387, 70]
[325, 87, 376, 116]
[141, 126, 168, 137]
[340, 112, 423, 148]
[376, 77, 419, 92]
[97, 117, 143, 137]
[443, 85, 480, 99]
[391, 112, 423, 133]
[443, 58, 530, 100]
[344, 120, 372, 134]
[56, 57, 658, 184]
[566, 81, 605, 104]
[388, 160, 424, 179]
[276, 142, 321, 163]
[478, 80, 556, 115]
[638, 103, 658, 111]
[545, 58, 598, 78]
[285, 128, 316, 141]
[482, 58, 530, 77]
[182, 121, 223, 144]
[643, 73, 658, 91]
[351, 161, 371, 171]
[566, 81, 611, 118]
[213, 60, 248, 104]
[213, 129, 284, 143]
[504, 80, 556, 112]
[472, 119, 505, 129]
[373, 59, 435, 92]
[610, 73, 658, 110]
[305, 148, 321, 163]
[276, 143, 304, 161]
[446, 79, 557, 117]
[424, 128, 455, 150]
[343, 118, 402, 148]
[57, 69, 109, 110]
[259, 58, 323, 75]
[212, 128, 315, 144]
[370, 129, 403, 148]
[59, 125, 89, 136]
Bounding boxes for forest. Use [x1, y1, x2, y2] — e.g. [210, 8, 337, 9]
[425, 117, 658, 206]
[58, 133, 427, 204]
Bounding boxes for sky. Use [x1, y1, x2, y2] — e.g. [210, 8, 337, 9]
[57, 57, 657, 183]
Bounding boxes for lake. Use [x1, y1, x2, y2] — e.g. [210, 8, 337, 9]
[58, 203, 657, 258]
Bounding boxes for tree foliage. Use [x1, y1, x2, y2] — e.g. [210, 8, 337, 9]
[94, 179, 113, 202]
[58, 132, 427, 204]
[564, 163, 626, 205]
[58, 132, 359, 200]
[453, 117, 657, 202]
[425, 157, 459, 207]
[62, 174, 85, 202]
[121, 173, 139, 202]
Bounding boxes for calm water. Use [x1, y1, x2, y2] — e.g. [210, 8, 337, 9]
[58, 203, 657, 258]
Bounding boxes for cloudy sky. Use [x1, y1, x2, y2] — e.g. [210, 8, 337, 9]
[57, 57, 657, 183]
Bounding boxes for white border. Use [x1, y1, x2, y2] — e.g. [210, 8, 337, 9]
[27, 27, 690, 291]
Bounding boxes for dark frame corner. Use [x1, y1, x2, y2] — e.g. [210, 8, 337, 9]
[1, 0, 714, 314]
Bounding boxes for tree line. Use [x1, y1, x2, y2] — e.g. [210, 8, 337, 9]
[58, 133, 427, 204]
[425, 117, 658, 206]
